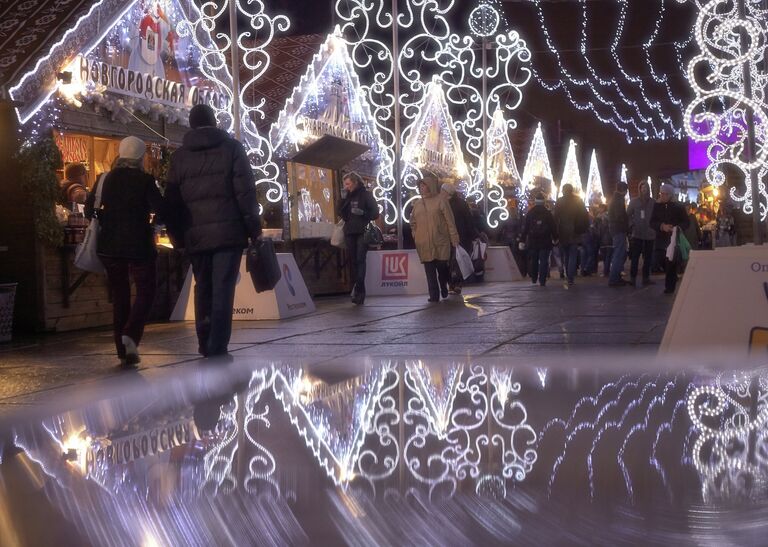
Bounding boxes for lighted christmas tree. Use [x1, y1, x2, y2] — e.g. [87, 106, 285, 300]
[557, 139, 583, 199]
[585, 149, 605, 205]
[521, 122, 554, 197]
[486, 108, 521, 187]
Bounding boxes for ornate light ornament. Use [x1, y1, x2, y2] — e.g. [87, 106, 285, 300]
[557, 139, 583, 199]
[585, 150, 605, 205]
[521, 122, 554, 198]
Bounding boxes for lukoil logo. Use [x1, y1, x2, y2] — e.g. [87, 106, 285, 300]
[382, 253, 408, 280]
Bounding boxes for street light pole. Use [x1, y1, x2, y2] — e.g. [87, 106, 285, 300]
[393, 0, 404, 249]
[482, 37, 489, 217]
[228, 0, 242, 141]
[736, 0, 762, 244]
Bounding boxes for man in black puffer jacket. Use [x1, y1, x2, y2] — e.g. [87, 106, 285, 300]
[166, 104, 261, 358]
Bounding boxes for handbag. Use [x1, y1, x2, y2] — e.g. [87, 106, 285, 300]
[74, 174, 106, 274]
[331, 220, 346, 248]
[677, 230, 692, 261]
[246, 238, 282, 293]
[363, 222, 384, 247]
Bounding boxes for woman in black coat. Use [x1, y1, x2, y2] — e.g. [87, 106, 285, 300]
[85, 136, 165, 367]
[338, 172, 380, 305]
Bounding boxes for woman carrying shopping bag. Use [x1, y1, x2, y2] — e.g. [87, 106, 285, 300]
[410, 174, 460, 302]
[85, 137, 166, 368]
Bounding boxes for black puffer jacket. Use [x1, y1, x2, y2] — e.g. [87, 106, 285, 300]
[165, 128, 261, 254]
[446, 194, 478, 251]
[608, 192, 629, 235]
[650, 200, 690, 246]
[85, 167, 164, 260]
[338, 185, 379, 235]
[522, 205, 557, 251]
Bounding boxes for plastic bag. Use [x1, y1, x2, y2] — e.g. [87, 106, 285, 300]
[330, 220, 346, 248]
[455, 245, 474, 279]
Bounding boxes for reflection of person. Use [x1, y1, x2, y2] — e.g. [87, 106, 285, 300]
[59, 163, 89, 206]
[165, 105, 262, 358]
[651, 183, 689, 295]
[410, 174, 459, 303]
[85, 136, 165, 368]
[338, 172, 379, 305]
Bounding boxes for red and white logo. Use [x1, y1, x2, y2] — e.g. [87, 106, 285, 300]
[382, 253, 408, 280]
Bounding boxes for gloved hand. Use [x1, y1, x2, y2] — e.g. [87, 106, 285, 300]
[518, 242, 526, 251]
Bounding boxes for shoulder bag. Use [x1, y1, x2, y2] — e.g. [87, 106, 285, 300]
[74, 174, 107, 274]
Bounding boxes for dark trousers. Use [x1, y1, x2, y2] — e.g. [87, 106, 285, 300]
[423, 260, 449, 299]
[560, 243, 579, 283]
[102, 257, 156, 358]
[190, 248, 242, 356]
[529, 248, 551, 286]
[629, 238, 654, 281]
[664, 257, 679, 292]
[345, 233, 368, 294]
[601, 246, 614, 276]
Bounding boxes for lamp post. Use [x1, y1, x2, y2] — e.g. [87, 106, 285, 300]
[393, 0, 403, 249]
[228, 0, 242, 140]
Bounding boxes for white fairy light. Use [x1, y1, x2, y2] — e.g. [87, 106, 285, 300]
[621, 163, 630, 205]
[557, 139, 583, 199]
[469, 0, 501, 38]
[681, 0, 768, 221]
[585, 150, 605, 206]
[521, 122, 554, 197]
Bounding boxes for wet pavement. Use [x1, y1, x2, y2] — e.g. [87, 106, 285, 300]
[0, 278, 671, 416]
[6, 278, 760, 545]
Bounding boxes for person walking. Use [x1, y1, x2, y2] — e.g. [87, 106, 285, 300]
[651, 183, 690, 294]
[595, 204, 613, 277]
[521, 192, 558, 287]
[338, 171, 380, 305]
[410, 174, 459, 302]
[554, 183, 588, 286]
[165, 104, 262, 358]
[608, 182, 630, 286]
[441, 183, 478, 294]
[85, 136, 165, 368]
[626, 179, 656, 286]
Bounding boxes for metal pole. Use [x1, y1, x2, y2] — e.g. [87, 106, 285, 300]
[737, 0, 762, 244]
[482, 38, 489, 217]
[228, 0, 242, 141]
[393, 0, 404, 249]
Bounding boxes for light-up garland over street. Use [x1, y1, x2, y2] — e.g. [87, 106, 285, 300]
[681, 0, 768, 221]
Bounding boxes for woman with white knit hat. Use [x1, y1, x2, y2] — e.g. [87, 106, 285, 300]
[85, 136, 167, 368]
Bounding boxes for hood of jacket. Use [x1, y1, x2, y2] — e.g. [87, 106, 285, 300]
[422, 177, 441, 197]
[182, 127, 229, 151]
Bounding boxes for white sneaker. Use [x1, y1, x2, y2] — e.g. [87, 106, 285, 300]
[121, 335, 140, 366]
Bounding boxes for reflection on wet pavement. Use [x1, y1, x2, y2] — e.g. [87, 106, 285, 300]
[2, 358, 768, 545]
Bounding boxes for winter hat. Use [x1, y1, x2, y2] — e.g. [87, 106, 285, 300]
[616, 181, 628, 193]
[118, 136, 146, 160]
[660, 183, 675, 196]
[189, 104, 217, 129]
[534, 192, 545, 205]
[441, 183, 456, 195]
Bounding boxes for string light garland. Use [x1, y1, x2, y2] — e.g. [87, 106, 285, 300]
[621, 163, 630, 205]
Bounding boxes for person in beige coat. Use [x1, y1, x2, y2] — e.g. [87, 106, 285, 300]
[410, 174, 460, 302]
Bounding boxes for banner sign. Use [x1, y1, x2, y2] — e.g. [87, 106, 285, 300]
[365, 250, 429, 295]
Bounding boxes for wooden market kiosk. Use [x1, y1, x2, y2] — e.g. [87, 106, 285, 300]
[0, 0, 231, 332]
[264, 30, 393, 295]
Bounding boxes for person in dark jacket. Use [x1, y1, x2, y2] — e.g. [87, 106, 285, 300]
[338, 171, 380, 305]
[85, 136, 164, 368]
[607, 182, 630, 286]
[554, 184, 588, 285]
[521, 193, 558, 287]
[165, 104, 262, 358]
[441, 183, 478, 294]
[650, 183, 690, 294]
[595, 204, 613, 277]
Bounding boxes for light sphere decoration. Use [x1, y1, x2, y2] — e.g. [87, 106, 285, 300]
[469, 2, 501, 38]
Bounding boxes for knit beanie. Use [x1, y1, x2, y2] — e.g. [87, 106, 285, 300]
[441, 183, 456, 195]
[189, 104, 217, 129]
[118, 136, 146, 160]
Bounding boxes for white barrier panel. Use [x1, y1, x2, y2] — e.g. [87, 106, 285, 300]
[660, 247, 768, 354]
[364, 249, 429, 295]
[484, 246, 524, 282]
[170, 253, 315, 321]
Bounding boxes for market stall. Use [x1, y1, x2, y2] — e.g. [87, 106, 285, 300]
[0, 0, 231, 332]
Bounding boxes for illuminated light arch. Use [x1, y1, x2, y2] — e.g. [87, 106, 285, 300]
[521, 122, 554, 198]
[268, 28, 394, 220]
[585, 150, 605, 205]
[557, 139, 583, 199]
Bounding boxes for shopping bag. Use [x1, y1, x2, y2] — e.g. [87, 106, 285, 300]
[470, 238, 486, 276]
[246, 238, 282, 293]
[677, 230, 692, 261]
[330, 220, 346, 248]
[74, 174, 106, 274]
[363, 222, 384, 247]
[455, 245, 474, 279]
[449, 253, 463, 285]
[665, 227, 678, 262]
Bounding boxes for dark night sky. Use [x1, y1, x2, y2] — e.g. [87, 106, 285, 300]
[265, 0, 698, 190]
